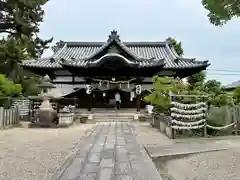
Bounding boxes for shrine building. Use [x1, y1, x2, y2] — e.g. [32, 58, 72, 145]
[22, 30, 210, 111]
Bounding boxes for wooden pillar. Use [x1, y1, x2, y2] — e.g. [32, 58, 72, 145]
[86, 84, 92, 112]
[30, 99, 34, 123]
[136, 94, 140, 112]
[171, 94, 176, 139]
[135, 85, 141, 112]
[203, 98, 208, 137]
[74, 97, 77, 109]
[87, 94, 92, 112]
[56, 99, 60, 113]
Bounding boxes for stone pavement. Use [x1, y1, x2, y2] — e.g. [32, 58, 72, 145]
[51, 122, 163, 180]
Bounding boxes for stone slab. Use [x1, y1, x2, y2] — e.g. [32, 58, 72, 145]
[146, 142, 228, 159]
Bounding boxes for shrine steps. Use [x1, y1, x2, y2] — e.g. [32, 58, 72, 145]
[93, 113, 135, 122]
[75, 109, 147, 123]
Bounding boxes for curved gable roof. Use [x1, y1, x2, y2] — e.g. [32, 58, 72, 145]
[22, 30, 210, 69]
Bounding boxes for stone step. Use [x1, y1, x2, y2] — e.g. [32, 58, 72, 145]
[75, 113, 145, 122]
[94, 118, 133, 121]
[94, 116, 133, 119]
[94, 116, 135, 118]
[91, 113, 138, 115]
[94, 114, 135, 116]
[95, 119, 132, 122]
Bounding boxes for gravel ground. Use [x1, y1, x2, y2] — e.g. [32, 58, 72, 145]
[0, 124, 95, 180]
[135, 122, 240, 180]
[2, 122, 240, 180]
[166, 139, 240, 180]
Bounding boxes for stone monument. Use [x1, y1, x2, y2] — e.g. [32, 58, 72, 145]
[37, 75, 58, 126]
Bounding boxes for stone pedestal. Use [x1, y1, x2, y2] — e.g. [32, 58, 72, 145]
[58, 112, 75, 126]
[134, 114, 139, 120]
[88, 114, 93, 120]
[159, 121, 166, 133]
[38, 98, 57, 125]
[166, 126, 172, 138]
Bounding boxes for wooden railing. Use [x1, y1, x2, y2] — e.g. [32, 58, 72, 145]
[0, 107, 20, 129]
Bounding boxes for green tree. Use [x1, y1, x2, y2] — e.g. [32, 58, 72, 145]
[187, 71, 206, 90]
[166, 37, 183, 56]
[0, 0, 52, 58]
[203, 79, 233, 106]
[204, 79, 222, 94]
[167, 37, 206, 91]
[0, 37, 41, 96]
[0, 0, 50, 96]
[144, 76, 186, 114]
[0, 74, 22, 107]
[0, 74, 22, 97]
[232, 87, 240, 104]
[202, 0, 240, 26]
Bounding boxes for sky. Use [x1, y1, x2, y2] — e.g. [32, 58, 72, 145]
[39, 0, 240, 85]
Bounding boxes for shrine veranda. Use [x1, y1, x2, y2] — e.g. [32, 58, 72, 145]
[21, 30, 210, 110]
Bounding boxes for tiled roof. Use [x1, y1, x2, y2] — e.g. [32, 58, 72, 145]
[51, 84, 86, 96]
[22, 30, 210, 69]
[224, 80, 240, 89]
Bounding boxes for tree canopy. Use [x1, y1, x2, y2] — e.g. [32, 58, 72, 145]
[144, 76, 186, 114]
[202, 0, 240, 26]
[187, 71, 206, 90]
[0, 0, 52, 58]
[0, 74, 22, 97]
[144, 37, 236, 113]
[0, 0, 51, 96]
[166, 37, 183, 56]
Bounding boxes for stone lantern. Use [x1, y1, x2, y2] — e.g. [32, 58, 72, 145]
[36, 74, 58, 126]
[39, 75, 56, 95]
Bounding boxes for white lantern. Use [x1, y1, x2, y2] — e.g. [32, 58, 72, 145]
[86, 84, 92, 94]
[135, 85, 141, 95]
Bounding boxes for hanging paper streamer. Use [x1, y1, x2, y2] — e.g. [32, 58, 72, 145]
[130, 91, 135, 101]
[170, 100, 207, 130]
[171, 101, 206, 109]
[171, 107, 207, 114]
[89, 78, 135, 90]
[171, 95, 236, 131]
[171, 113, 206, 120]
[90, 78, 136, 84]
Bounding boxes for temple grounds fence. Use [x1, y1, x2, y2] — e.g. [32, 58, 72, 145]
[0, 107, 20, 129]
[0, 97, 78, 128]
[150, 93, 240, 138]
[151, 105, 240, 139]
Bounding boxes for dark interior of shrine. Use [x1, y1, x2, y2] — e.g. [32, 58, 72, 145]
[61, 86, 149, 109]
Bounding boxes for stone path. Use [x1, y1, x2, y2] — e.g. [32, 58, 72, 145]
[51, 122, 163, 180]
